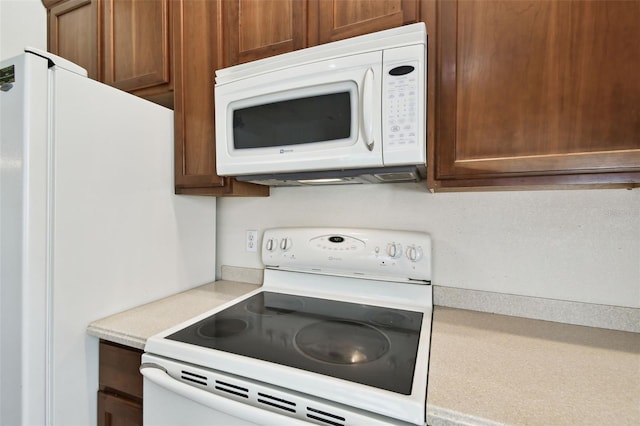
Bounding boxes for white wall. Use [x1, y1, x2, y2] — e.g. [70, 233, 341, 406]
[217, 184, 640, 309]
[0, 0, 46, 60]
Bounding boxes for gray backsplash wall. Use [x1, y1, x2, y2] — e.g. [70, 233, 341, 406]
[216, 184, 639, 309]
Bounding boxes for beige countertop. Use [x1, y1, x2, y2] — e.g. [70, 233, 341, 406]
[88, 282, 640, 425]
[87, 280, 259, 349]
[428, 307, 640, 426]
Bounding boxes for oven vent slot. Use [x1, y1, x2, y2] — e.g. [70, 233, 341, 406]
[306, 406, 346, 426]
[257, 392, 296, 413]
[180, 370, 207, 386]
[215, 379, 249, 399]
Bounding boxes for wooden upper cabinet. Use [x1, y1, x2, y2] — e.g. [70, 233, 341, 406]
[45, 0, 174, 107]
[102, 0, 173, 108]
[220, 0, 307, 67]
[173, 0, 223, 190]
[431, 0, 640, 189]
[173, 0, 268, 196]
[309, 0, 420, 45]
[46, 0, 99, 79]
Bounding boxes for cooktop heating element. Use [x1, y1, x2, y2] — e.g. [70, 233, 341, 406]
[143, 227, 433, 426]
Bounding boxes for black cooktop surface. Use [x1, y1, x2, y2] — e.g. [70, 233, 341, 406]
[167, 291, 423, 394]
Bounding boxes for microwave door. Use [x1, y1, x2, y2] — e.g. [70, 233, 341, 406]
[215, 51, 384, 176]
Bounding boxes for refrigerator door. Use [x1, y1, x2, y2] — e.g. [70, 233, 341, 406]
[1, 50, 217, 426]
[1, 51, 50, 426]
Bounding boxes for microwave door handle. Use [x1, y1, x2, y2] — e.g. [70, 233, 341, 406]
[362, 68, 375, 152]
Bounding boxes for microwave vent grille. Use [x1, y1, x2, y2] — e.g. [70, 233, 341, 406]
[236, 165, 425, 186]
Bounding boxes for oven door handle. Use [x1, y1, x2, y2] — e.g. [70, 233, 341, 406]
[140, 364, 308, 425]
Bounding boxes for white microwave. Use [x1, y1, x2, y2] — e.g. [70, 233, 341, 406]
[214, 23, 427, 186]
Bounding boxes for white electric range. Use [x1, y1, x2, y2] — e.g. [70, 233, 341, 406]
[142, 227, 433, 425]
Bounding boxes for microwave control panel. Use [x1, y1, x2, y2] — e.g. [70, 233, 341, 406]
[385, 63, 418, 146]
[382, 44, 426, 166]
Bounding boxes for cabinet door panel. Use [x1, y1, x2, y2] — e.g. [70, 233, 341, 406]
[97, 391, 142, 426]
[48, 0, 98, 79]
[173, 0, 223, 188]
[97, 342, 143, 426]
[173, 0, 269, 196]
[433, 0, 640, 187]
[102, 0, 172, 93]
[99, 341, 143, 400]
[221, 0, 306, 66]
[311, 0, 419, 45]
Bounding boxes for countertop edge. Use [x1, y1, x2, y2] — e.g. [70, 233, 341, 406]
[87, 324, 146, 350]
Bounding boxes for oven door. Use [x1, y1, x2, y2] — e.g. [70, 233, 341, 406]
[141, 352, 419, 426]
[215, 51, 383, 176]
[141, 357, 307, 426]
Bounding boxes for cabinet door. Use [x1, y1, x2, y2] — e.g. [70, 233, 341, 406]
[97, 391, 142, 426]
[99, 341, 143, 399]
[47, 0, 99, 79]
[431, 0, 640, 189]
[102, 0, 173, 107]
[97, 341, 143, 426]
[220, 0, 307, 67]
[173, 0, 269, 196]
[309, 0, 420, 45]
[173, 0, 221, 189]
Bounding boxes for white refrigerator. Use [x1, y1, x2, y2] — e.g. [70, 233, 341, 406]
[0, 49, 217, 425]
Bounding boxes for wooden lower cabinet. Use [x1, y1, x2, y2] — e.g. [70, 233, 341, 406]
[97, 391, 142, 426]
[98, 340, 143, 426]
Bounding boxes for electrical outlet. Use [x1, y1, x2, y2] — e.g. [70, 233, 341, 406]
[246, 230, 258, 252]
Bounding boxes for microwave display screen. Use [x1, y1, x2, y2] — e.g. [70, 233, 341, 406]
[232, 92, 351, 150]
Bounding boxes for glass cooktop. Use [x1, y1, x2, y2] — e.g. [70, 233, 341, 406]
[166, 291, 423, 394]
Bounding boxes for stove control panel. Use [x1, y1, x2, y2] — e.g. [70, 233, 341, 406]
[262, 227, 431, 282]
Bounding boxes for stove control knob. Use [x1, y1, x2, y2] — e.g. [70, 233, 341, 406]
[386, 243, 402, 258]
[280, 238, 292, 251]
[406, 246, 423, 262]
[266, 238, 277, 252]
